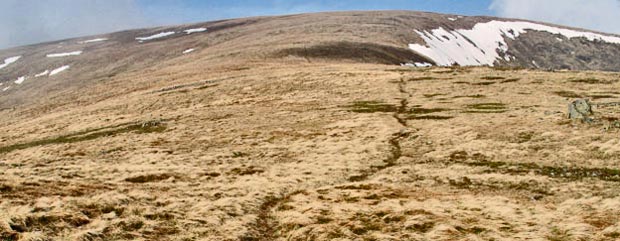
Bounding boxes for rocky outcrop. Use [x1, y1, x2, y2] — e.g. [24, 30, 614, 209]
[568, 99, 593, 122]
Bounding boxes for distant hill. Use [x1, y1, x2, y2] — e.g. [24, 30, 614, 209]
[1, 10, 620, 109]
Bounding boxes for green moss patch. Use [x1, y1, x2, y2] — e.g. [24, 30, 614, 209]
[554, 91, 582, 98]
[481, 76, 505, 80]
[344, 101, 398, 113]
[463, 103, 507, 113]
[0, 121, 167, 154]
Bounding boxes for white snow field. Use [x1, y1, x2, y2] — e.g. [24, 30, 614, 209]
[183, 48, 195, 54]
[0, 56, 21, 70]
[2, 86, 9, 91]
[136, 32, 175, 41]
[46, 51, 82, 58]
[183, 28, 207, 34]
[14, 76, 26, 84]
[50, 66, 70, 76]
[80, 38, 108, 44]
[409, 20, 620, 66]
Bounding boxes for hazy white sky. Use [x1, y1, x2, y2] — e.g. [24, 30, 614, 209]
[0, 0, 619, 49]
[490, 0, 620, 34]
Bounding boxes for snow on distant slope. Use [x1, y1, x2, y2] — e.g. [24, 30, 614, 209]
[409, 20, 620, 66]
[2, 86, 9, 91]
[184, 28, 207, 34]
[183, 48, 195, 54]
[35, 70, 50, 77]
[46, 51, 82, 58]
[80, 38, 108, 44]
[14, 76, 26, 84]
[50, 66, 70, 76]
[136, 32, 175, 41]
[0, 56, 21, 70]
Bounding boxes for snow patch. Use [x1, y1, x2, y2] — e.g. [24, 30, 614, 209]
[409, 20, 620, 66]
[136, 31, 175, 41]
[183, 48, 195, 54]
[46, 51, 82, 58]
[0, 56, 21, 70]
[50, 65, 70, 76]
[448, 18, 457, 21]
[35, 70, 50, 77]
[401, 62, 433, 68]
[414, 62, 433, 67]
[2, 86, 9, 91]
[14, 76, 26, 84]
[184, 28, 207, 34]
[80, 38, 108, 44]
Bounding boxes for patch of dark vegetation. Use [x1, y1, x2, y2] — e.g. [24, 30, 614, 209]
[0, 231, 19, 241]
[79, 204, 125, 219]
[0, 120, 167, 154]
[229, 166, 265, 176]
[232, 151, 248, 158]
[335, 184, 378, 190]
[472, 81, 496, 86]
[501, 78, 520, 83]
[423, 93, 446, 98]
[125, 173, 173, 183]
[570, 78, 615, 84]
[512, 132, 534, 143]
[434, 66, 472, 74]
[119, 220, 145, 231]
[407, 76, 436, 81]
[0, 184, 13, 192]
[144, 213, 175, 221]
[408, 222, 436, 233]
[344, 101, 398, 113]
[588, 94, 616, 100]
[554, 91, 582, 98]
[277, 41, 432, 65]
[605, 232, 620, 238]
[453, 81, 470, 84]
[492, 66, 526, 71]
[409, 107, 450, 115]
[408, 115, 454, 120]
[481, 76, 505, 80]
[317, 216, 334, 224]
[9, 214, 90, 233]
[463, 103, 507, 113]
[453, 94, 486, 99]
[456, 226, 487, 234]
[448, 151, 620, 182]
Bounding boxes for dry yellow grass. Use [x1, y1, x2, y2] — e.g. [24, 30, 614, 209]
[1, 56, 620, 240]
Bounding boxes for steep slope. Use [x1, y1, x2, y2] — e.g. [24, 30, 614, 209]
[1, 10, 620, 241]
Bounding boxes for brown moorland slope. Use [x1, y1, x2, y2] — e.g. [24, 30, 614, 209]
[1, 10, 620, 241]
[2, 11, 620, 110]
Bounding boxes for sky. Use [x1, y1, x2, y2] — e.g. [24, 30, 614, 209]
[0, 0, 619, 49]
